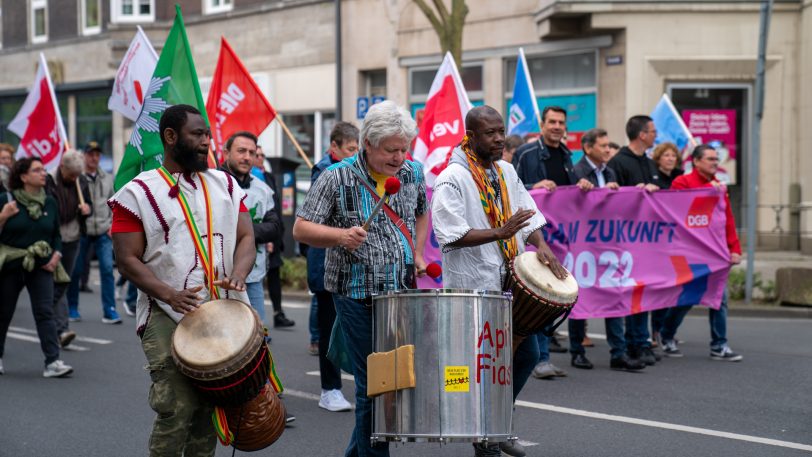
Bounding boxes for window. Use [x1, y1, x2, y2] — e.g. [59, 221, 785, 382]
[75, 91, 113, 172]
[203, 0, 233, 15]
[81, 0, 101, 35]
[504, 52, 596, 95]
[409, 64, 483, 102]
[0, 97, 26, 147]
[112, 0, 154, 23]
[30, 0, 48, 44]
[360, 70, 387, 98]
[408, 63, 484, 123]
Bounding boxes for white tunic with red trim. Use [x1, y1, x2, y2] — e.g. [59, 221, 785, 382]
[109, 168, 249, 335]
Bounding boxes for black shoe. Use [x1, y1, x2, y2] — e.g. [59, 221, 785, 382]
[611, 354, 646, 371]
[636, 347, 656, 366]
[80, 285, 93, 293]
[571, 353, 594, 369]
[274, 312, 295, 328]
[548, 336, 567, 353]
[645, 346, 662, 362]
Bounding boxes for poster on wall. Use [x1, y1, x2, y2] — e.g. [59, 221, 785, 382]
[682, 109, 737, 184]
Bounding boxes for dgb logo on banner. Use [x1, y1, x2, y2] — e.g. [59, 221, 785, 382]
[686, 196, 718, 228]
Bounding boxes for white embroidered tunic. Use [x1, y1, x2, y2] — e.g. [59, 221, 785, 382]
[431, 147, 547, 292]
[109, 169, 249, 335]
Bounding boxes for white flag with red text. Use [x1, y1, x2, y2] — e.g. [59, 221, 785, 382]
[8, 53, 69, 171]
[108, 26, 158, 121]
[412, 52, 472, 187]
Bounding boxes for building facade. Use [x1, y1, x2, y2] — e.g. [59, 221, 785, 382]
[0, 0, 809, 252]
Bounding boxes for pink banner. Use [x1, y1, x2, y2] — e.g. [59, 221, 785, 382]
[420, 186, 732, 319]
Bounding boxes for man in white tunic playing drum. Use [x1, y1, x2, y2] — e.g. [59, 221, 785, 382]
[432, 105, 568, 457]
[110, 105, 256, 457]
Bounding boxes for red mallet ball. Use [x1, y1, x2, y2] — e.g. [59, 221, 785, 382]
[384, 177, 401, 195]
[426, 262, 442, 279]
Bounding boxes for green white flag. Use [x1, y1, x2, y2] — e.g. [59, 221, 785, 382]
[114, 5, 209, 190]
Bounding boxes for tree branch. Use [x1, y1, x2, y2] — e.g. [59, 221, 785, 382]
[413, 0, 444, 36]
[431, 0, 450, 23]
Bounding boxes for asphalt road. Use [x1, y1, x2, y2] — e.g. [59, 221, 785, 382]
[1, 281, 811, 457]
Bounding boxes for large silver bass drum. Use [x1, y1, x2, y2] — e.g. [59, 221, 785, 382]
[371, 289, 513, 444]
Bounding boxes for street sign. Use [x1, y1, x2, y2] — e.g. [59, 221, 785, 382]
[371, 95, 386, 105]
[357, 96, 369, 119]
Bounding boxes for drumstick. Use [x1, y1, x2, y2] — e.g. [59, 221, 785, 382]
[362, 177, 401, 231]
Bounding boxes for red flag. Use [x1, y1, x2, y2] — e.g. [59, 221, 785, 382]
[206, 37, 276, 164]
[9, 53, 69, 171]
[412, 53, 472, 187]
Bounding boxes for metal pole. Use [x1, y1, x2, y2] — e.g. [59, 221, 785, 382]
[335, 0, 343, 122]
[746, 0, 773, 304]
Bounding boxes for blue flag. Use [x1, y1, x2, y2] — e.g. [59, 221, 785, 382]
[651, 94, 693, 151]
[507, 48, 539, 136]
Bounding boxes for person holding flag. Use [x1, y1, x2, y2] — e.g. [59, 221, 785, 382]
[111, 104, 256, 456]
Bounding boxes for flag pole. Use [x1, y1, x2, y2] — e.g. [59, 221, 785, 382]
[275, 117, 313, 169]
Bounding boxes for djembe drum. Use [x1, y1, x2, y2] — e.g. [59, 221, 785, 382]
[505, 252, 579, 351]
[172, 299, 285, 451]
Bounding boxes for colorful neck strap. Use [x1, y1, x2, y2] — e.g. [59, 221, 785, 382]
[157, 167, 220, 300]
[461, 137, 518, 262]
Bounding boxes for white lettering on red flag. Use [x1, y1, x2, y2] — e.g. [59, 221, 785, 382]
[206, 37, 276, 163]
[108, 26, 158, 122]
[8, 53, 69, 171]
[412, 52, 472, 187]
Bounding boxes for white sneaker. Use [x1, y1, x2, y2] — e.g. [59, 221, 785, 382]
[319, 389, 352, 412]
[43, 360, 73, 378]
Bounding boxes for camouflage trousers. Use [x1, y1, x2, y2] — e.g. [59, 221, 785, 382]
[141, 307, 216, 457]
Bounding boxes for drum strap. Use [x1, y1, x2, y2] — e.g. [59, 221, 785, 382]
[347, 165, 415, 254]
[157, 167, 220, 299]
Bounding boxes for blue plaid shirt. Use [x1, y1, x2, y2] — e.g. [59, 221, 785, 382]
[297, 152, 427, 299]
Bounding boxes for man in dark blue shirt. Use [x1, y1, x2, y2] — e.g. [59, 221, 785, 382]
[512, 106, 576, 190]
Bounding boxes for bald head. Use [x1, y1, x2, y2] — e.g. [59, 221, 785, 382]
[465, 106, 503, 133]
[464, 105, 505, 165]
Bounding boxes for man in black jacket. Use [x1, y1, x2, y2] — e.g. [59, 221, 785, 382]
[607, 115, 661, 366]
[513, 106, 576, 190]
[570, 128, 645, 372]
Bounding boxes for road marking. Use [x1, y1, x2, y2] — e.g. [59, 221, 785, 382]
[10, 326, 113, 345]
[515, 400, 812, 452]
[301, 370, 809, 451]
[7, 331, 90, 351]
[306, 370, 355, 382]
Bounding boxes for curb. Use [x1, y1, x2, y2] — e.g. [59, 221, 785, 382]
[283, 289, 812, 319]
